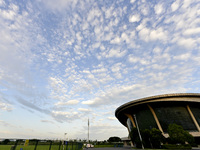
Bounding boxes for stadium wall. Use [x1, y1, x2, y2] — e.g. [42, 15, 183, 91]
[115, 93, 200, 139]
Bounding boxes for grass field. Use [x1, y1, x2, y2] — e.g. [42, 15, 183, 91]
[0, 145, 13, 150]
[0, 144, 82, 150]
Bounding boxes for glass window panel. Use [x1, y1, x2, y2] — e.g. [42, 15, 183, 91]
[154, 105, 197, 132]
[134, 105, 158, 130]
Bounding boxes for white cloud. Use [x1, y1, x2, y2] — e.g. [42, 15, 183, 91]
[0, 0, 5, 6]
[177, 38, 196, 49]
[128, 55, 139, 63]
[106, 48, 127, 58]
[183, 28, 200, 36]
[107, 117, 116, 120]
[52, 110, 80, 122]
[0, 102, 13, 111]
[138, 27, 150, 41]
[138, 27, 168, 42]
[111, 63, 122, 72]
[87, 7, 102, 22]
[182, 0, 193, 9]
[38, 0, 77, 11]
[139, 3, 149, 16]
[82, 84, 144, 107]
[110, 37, 121, 44]
[149, 28, 168, 41]
[91, 68, 107, 74]
[174, 53, 191, 60]
[121, 32, 130, 43]
[82, 100, 95, 105]
[78, 108, 91, 112]
[49, 77, 66, 92]
[1, 0, 200, 141]
[171, 0, 180, 12]
[130, 0, 136, 4]
[0, 4, 18, 20]
[55, 100, 79, 106]
[104, 32, 114, 41]
[129, 14, 140, 22]
[153, 47, 162, 55]
[154, 3, 164, 15]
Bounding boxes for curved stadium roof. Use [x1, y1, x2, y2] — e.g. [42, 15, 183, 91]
[115, 93, 200, 127]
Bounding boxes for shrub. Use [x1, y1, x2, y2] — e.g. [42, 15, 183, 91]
[130, 127, 165, 148]
[129, 127, 142, 148]
[150, 128, 165, 148]
[168, 124, 194, 145]
[162, 144, 192, 149]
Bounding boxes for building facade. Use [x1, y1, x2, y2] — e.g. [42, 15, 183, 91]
[115, 93, 200, 142]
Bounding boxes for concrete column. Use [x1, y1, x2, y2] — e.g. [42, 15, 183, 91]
[186, 105, 200, 132]
[147, 104, 164, 133]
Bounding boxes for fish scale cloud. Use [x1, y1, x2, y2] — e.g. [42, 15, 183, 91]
[0, 0, 200, 127]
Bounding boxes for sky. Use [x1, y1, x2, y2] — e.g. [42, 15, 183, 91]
[0, 0, 200, 141]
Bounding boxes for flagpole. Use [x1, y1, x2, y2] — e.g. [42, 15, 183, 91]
[88, 118, 89, 143]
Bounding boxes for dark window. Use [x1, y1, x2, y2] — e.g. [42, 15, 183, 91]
[133, 105, 158, 130]
[153, 104, 197, 132]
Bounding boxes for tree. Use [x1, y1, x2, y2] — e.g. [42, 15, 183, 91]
[141, 129, 151, 148]
[129, 127, 142, 148]
[150, 128, 165, 148]
[107, 136, 121, 143]
[2, 139, 10, 145]
[130, 127, 165, 148]
[167, 123, 194, 145]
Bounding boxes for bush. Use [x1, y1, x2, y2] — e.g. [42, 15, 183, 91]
[162, 144, 192, 149]
[141, 129, 151, 148]
[130, 127, 165, 148]
[1, 139, 10, 145]
[150, 128, 165, 148]
[129, 127, 142, 148]
[168, 124, 195, 145]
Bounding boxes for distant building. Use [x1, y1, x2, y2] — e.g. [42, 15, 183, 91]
[115, 93, 200, 144]
[120, 137, 132, 147]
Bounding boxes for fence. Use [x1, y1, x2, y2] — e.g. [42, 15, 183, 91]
[0, 140, 83, 150]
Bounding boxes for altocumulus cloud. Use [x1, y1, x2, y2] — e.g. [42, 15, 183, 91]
[0, 0, 199, 140]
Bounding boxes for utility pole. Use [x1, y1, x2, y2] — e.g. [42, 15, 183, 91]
[88, 118, 89, 143]
[133, 114, 144, 149]
[63, 133, 67, 150]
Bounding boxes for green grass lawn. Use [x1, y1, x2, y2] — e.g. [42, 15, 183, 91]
[0, 145, 13, 150]
[94, 145, 114, 148]
[0, 144, 82, 150]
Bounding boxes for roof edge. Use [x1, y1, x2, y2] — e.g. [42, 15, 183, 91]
[115, 93, 200, 118]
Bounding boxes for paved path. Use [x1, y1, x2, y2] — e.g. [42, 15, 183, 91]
[84, 147, 200, 150]
[84, 147, 132, 150]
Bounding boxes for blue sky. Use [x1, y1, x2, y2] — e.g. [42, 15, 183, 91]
[0, 0, 200, 141]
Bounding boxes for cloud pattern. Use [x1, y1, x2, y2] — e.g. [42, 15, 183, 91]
[0, 0, 200, 140]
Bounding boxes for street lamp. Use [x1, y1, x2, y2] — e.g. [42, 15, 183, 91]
[63, 133, 67, 150]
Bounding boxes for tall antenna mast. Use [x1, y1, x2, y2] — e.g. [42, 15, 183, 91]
[88, 118, 89, 143]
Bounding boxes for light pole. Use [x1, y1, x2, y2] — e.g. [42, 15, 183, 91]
[133, 114, 144, 149]
[88, 118, 89, 143]
[63, 133, 67, 150]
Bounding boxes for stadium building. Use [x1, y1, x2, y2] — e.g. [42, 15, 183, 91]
[115, 93, 200, 143]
